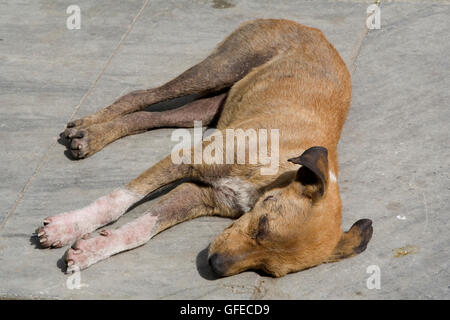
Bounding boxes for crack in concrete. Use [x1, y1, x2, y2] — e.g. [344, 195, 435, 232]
[348, 1, 377, 74]
[250, 275, 266, 299]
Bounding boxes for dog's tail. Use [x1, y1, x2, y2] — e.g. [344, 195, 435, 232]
[326, 219, 373, 262]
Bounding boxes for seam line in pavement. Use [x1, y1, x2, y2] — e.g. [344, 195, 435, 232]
[349, 1, 384, 74]
[0, 0, 151, 233]
[349, 16, 370, 74]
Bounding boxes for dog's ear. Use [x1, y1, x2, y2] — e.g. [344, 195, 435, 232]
[288, 146, 329, 201]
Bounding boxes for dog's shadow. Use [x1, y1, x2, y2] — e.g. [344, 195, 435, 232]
[29, 233, 42, 249]
[196, 245, 221, 280]
[29, 233, 68, 272]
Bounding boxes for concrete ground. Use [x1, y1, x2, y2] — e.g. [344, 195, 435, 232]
[0, 0, 449, 299]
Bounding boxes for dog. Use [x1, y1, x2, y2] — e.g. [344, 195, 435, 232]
[36, 19, 373, 277]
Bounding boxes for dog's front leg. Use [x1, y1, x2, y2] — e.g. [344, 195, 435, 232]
[36, 188, 141, 248]
[64, 182, 215, 273]
[37, 157, 194, 248]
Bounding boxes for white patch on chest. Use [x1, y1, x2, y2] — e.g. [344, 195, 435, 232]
[329, 170, 337, 183]
[211, 177, 258, 213]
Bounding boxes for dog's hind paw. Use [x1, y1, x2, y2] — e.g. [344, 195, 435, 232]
[64, 122, 113, 159]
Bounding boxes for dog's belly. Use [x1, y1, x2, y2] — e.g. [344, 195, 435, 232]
[210, 177, 259, 214]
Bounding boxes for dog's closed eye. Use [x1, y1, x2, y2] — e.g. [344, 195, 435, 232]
[256, 215, 269, 240]
[263, 195, 276, 202]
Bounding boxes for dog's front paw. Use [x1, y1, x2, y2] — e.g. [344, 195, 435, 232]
[65, 231, 113, 273]
[36, 215, 86, 248]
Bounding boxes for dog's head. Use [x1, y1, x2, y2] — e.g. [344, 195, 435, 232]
[208, 146, 342, 277]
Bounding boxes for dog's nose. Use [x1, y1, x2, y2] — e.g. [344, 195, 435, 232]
[208, 253, 228, 277]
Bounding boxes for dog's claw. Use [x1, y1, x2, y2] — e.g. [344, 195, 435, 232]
[37, 226, 45, 236]
[65, 128, 85, 139]
[100, 229, 111, 237]
[43, 219, 51, 225]
[66, 265, 78, 274]
[67, 118, 85, 128]
[51, 241, 62, 248]
[66, 260, 76, 273]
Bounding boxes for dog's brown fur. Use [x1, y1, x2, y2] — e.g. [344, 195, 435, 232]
[41, 19, 372, 277]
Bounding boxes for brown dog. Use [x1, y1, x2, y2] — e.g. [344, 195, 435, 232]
[36, 19, 372, 277]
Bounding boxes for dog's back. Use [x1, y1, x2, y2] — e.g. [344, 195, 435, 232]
[218, 20, 351, 170]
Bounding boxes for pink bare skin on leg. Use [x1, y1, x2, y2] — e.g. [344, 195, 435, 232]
[63, 183, 212, 272]
[65, 213, 158, 273]
[36, 188, 140, 248]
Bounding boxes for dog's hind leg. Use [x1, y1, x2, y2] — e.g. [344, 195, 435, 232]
[64, 182, 216, 272]
[68, 21, 276, 128]
[65, 19, 305, 152]
[64, 92, 227, 159]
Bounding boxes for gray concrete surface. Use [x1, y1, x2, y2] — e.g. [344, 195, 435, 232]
[0, 0, 448, 299]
